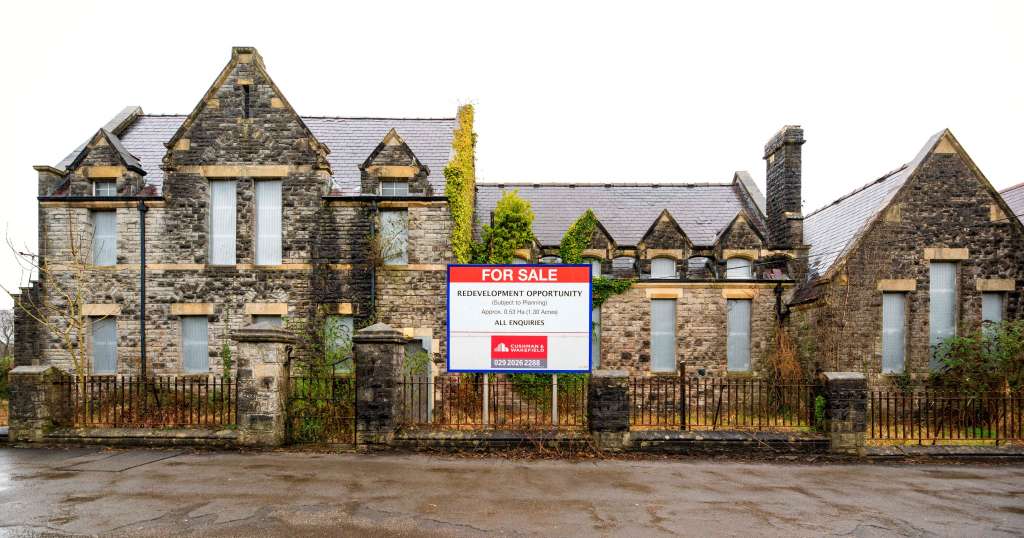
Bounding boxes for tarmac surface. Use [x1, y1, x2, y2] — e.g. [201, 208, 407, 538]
[1, 446, 1022, 536]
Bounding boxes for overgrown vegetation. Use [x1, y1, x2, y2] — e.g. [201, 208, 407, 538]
[285, 312, 354, 376]
[445, 105, 477, 263]
[932, 320, 1024, 396]
[558, 209, 634, 307]
[470, 189, 535, 263]
[0, 355, 12, 400]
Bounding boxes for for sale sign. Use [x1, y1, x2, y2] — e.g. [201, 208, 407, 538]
[447, 264, 592, 373]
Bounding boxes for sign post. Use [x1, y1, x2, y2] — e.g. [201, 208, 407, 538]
[447, 264, 592, 373]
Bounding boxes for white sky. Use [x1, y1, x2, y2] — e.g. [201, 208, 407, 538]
[1, 0, 1021, 309]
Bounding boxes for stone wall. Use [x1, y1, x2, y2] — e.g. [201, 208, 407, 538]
[764, 126, 804, 248]
[599, 284, 780, 375]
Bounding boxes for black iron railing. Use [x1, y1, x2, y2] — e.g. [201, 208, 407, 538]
[398, 374, 587, 431]
[55, 374, 237, 428]
[868, 389, 1023, 445]
[287, 374, 356, 444]
[629, 376, 816, 431]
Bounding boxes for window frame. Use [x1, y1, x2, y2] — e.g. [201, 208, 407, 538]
[379, 179, 410, 197]
[181, 316, 210, 373]
[982, 292, 1004, 326]
[93, 180, 116, 197]
[725, 257, 753, 280]
[650, 258, 677, 279]
[726, 299, 752, 372]
[90, 210, 117, 266]
[209, 180, 237, 265]
[379, 209, 409, 265]
[928, 262, 958, 369]
[650, 299, 677, 372]
[881, 292, 907, 374]
[255, 179, 283, 266]
[90, 316, 117, 375]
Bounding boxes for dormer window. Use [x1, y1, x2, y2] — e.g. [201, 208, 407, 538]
[651, 258, 676, 279]
[94, 180, 116, 197]
[380, 179, 409, 196]
[725, 258, 753, 279]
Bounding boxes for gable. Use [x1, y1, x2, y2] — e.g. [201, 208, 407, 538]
[807, 129, 1024, 282]
[640, 209, 690, 249]
[716, 211, 764, 250]
[361, 129, 427, 175]
[162, 47, 329, 171]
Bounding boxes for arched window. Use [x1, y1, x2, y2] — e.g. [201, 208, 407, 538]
[725, 258, 753, 280]
[651, 258, 677, 279]
[584, 257, 601, 277]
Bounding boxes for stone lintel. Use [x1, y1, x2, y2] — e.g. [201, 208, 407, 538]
[170, 303, 216, 316]
[723, 248, 758, 260]
[722, 289, 756, 299]
[823, 371, 865, 382]
[82, 304, 120, 317]
[646, 289, 682, 299]
[244, 303, 288, 316]
[178, 165, 292, 178]
[40, 200, 167, 209]
[365, 165, 419, 178]
[591, 369, 629, 378]
[645, 248, 684, 260]
[9, 365, 60, 377]
[381, 264, 447, 271]
[876, 279, 916, 292]
[581, 249, 606, 259]
[323, 302, 355, 315]
[85, 166, 127, 178]
[923, 247, 969, 261]
[976, 278, 1015, 292]
[514, 248, 533, 260]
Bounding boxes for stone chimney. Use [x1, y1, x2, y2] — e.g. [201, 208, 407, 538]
[763, 126, 805, 249]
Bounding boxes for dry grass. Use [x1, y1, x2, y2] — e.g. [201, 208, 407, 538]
[0, 399, 8, 427]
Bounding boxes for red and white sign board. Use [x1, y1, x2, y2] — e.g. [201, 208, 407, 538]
[447, 265, 592, 373]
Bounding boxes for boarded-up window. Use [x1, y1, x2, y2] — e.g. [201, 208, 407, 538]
[182, 316, 209, 373]
[209, 181, 237, 265]
[727, 299, 751, 372]
[726, 258, 753, 280]
[380, 209, 408, 265]
[651, 258, 676, 279]
[91, 317, 117, 374]
[255, 180, 282, 265]
[91, 211, 117, 266]
[380, 180, 409, 196]
[591, 306, 601, 369]
[882, 293, 906, 374]
[982, 292, 1004, 325]
[929, 262, 957, 369]
[326, 314, 355, 372]
[651, 299, 677, 372]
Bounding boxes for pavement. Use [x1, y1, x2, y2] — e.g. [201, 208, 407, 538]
[1, 447, 1023, 537]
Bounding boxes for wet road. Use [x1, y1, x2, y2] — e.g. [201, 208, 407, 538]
[0, 447, 1022, 536]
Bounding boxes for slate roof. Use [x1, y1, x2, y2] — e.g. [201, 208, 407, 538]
[1000, 182, 1024, 225]
[57, 113, 456, 195]
[802, 130, 943, 279]
[475, 183, 753, 247]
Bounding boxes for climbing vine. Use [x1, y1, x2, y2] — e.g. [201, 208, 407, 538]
[470, 190, 535, 263]
[558, 209, 633, 307]
[444, 105, 477, 263]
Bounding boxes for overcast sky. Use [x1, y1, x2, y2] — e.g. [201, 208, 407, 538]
[1, 1, 1021, 309]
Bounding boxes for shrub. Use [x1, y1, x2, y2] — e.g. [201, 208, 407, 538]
[932, 319, 1024, 396]
[0, 355, 11, 400]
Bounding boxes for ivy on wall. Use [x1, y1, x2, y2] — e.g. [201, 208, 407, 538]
[559, 209, 633, 307]
[444, 105, 477, 263]
[471, 190, 535, 263]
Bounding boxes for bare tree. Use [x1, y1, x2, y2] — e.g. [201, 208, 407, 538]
[2, 208, 116, 383]
[0, 309, 13, 357]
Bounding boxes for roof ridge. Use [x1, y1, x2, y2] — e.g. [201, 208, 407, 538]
[999, 181, 1024, 194]
[804, 164, 909, 220]
[300, 115, 457, 121]
[477, 181, 734, 187]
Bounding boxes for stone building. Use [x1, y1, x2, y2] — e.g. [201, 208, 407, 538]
[13, 46, 1024, 386]
[14, 47, 459, 374]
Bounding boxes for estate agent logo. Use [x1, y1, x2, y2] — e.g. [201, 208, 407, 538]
[490, 335, 548, 368]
